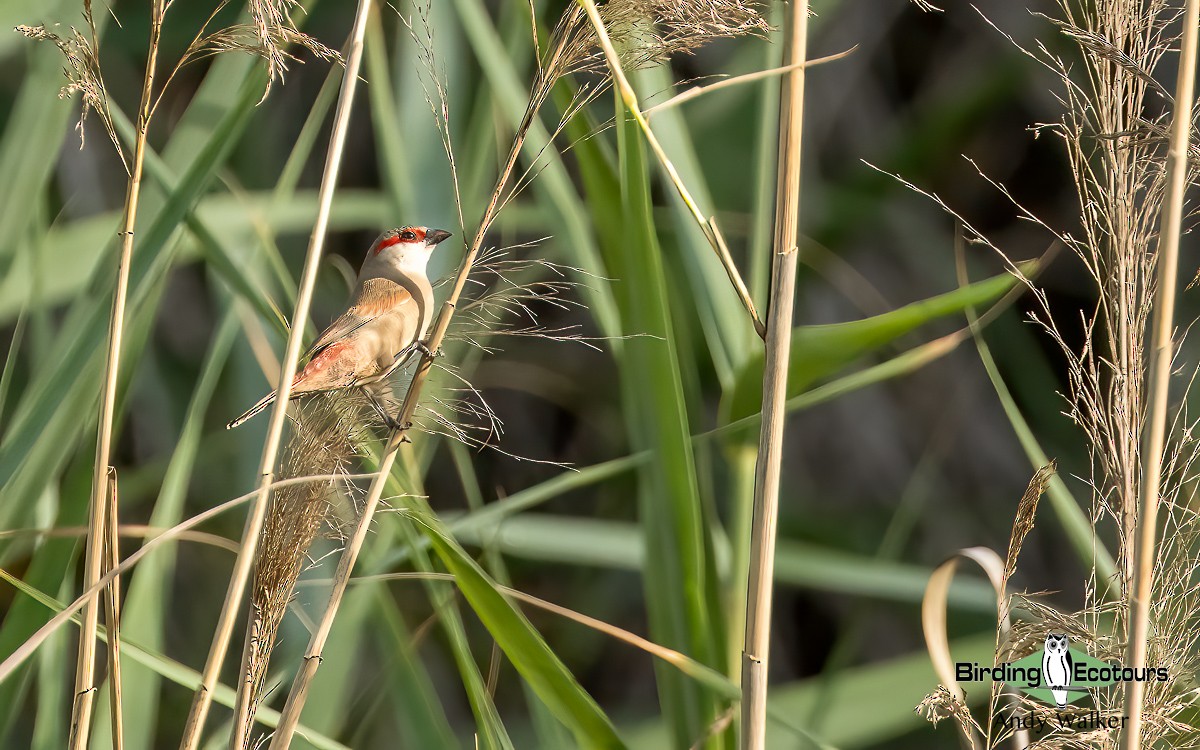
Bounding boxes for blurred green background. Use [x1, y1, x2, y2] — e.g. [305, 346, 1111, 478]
[0, 0, 1110, 747]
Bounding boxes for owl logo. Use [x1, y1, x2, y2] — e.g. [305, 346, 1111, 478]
[1041, 633, 1073, 707]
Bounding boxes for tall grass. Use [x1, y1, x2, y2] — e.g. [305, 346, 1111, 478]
[0, 2, 1074, 749]
[912, 0, 1200, 748]
[740, 0, 806, 747]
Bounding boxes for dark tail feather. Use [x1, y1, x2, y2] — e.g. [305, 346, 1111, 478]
[227, 392, 279, 429]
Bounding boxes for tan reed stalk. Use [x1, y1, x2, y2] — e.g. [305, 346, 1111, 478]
[178, 3, 375, 747]
[1121, 1, 1199, 744]
[103, 470, 125, 750]
[577, 0, 766, 338]
[740, 1, 806, 747]
[69, 5, 164, 748]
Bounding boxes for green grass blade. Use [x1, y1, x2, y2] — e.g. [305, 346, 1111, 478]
[634, 65, 756, 384]
[414, 512, 626, 750]
[449, 441, 575, 749]
[971, 323, 1118, 585]
[363, 450, 516, 750]
[721, 268, 1024, 423]
[371, 588, 460, 749]
[451, 514, 997, 612]
[625, 633, 996, 749]
[573, 100, 724, 747]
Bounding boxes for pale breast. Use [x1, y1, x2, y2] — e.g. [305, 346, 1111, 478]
[353, 304, 420, 372]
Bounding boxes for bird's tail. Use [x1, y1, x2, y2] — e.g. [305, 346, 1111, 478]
[227, 391, 280, 429]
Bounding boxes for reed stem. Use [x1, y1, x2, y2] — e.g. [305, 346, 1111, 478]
[69, 5, 163, 747]
[740, 1, 807, 747]
[1120, 2, 1199, 745]
[103, 469, 125, 750]
[177, 3, 374, 747]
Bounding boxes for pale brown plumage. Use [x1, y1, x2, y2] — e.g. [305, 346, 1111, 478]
[228, 226, 450, 429]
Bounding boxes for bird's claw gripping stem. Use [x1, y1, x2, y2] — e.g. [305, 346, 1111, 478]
[414, 339, 440, 359]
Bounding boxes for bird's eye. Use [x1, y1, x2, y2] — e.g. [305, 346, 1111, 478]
[400, 230, 416, 241]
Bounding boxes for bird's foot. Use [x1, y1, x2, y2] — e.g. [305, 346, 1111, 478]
[414, 339, 441, 359]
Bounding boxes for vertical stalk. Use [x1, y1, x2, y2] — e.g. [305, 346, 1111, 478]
[1121, 1, 1198, 745]
[178, 3, 374, 748]
[69, 5, 163, 748]
[103, 470, 125, 750]
[740, 2, 806, 748]
[577, 0, 765, 338]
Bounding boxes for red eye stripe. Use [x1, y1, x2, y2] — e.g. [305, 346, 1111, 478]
[372, 227, 424, 254]
[373, 235, 402, 254]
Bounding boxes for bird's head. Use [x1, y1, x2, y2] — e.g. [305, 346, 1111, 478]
[365, 225, 453, 271]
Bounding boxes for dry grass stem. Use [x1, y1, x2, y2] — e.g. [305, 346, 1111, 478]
[178, 3, 374, 746]
[577, 0, 767, 337]
[1122, 0, 1199, 745]
[643, 45, 856, 121]
[103, 470, 125, 750]
[740, 1, 807, 747]
[0, 473, 376, 685]
[67, 5, 163, 748]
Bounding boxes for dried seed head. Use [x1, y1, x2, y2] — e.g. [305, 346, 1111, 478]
[185, 0, 341, 102]
[547, 0, 769, 84]
[16, 23, 122, 159]
[1005, 461, 1056, 583]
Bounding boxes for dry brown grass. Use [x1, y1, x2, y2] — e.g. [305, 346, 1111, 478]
[906, 0, 1200, 746]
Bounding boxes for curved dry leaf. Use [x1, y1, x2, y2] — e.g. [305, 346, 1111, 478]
[922, 546, 1028, 749]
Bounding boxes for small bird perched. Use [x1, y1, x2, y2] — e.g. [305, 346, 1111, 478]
[228, 225, 453, 430]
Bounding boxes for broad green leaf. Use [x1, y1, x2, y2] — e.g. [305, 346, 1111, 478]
[415, 512, 626, 750]
[625, 633, 997, 749]
[451, 513, 997, 612]
[571, 100, 725, 747]
[721, 268, 1026, 424]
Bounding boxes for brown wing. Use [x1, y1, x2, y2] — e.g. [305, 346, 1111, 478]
[305, 278, 415, 358]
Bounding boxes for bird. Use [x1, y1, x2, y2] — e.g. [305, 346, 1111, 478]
[228, 225, 453, 430]
[1041, 632, 1073, 708]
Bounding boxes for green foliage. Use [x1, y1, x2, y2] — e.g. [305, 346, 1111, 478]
[0, 2, 1083, 749]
